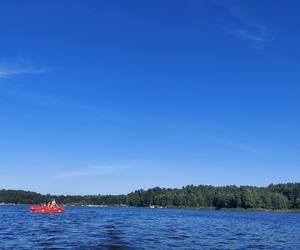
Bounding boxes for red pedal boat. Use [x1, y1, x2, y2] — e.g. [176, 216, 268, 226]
[29, 204, 64, 213]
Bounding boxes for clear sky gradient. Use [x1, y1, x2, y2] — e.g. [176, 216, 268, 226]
[0, 0, 299, 195]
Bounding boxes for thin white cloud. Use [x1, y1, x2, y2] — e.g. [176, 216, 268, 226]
[59, 165, 128, 177]
[228, 27, 269, 50]
[231, 27, 267, 43]
[0, 61, 47, 78]
[223, 5, 272, 50]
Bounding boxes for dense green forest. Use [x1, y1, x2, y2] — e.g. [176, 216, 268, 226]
[1, 183, 300, 210]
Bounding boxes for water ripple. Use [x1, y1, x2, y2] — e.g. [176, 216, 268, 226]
[0, 206, 300, 249]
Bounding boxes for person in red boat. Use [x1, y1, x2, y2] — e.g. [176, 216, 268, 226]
[50, 199, 57, 209]
[30, 199, 64, 213]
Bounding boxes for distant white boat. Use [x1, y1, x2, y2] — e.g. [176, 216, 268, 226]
[0, 203, 16, 206]
[85, 204, 106, 207]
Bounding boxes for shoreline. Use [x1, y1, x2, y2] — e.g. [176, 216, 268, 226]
[174, 206, 300, 213]
[152, 205, 300, 213]
[2, 203, 300, 213]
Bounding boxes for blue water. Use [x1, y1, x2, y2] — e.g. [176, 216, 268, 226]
[0, 205, 299, 249]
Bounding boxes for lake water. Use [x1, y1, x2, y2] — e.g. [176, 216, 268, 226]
[0, 205, 299, 249]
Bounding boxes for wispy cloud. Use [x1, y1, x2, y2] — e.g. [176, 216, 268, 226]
[231, 26, 267, 43]
[229, 25, 270, 49]
[0, 61, 47, 78]
[58, 165, 129, 177]
[223, 5, 272, 50]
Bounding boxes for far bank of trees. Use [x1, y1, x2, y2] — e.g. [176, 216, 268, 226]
[127, 184, 297, 210]
[1, 183, 299, 210]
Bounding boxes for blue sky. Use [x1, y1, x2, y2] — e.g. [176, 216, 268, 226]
[0, 0, 299, 195]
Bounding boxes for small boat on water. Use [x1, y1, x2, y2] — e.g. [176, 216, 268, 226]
[29, 204, 64, 213]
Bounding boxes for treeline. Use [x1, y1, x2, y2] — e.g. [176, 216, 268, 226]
[0, 189, 127, 206]
[127, 183, 300, 210]
[1, 183, 300, 210]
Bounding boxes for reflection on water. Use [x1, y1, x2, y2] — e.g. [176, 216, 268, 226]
[0, 205, 300, 249]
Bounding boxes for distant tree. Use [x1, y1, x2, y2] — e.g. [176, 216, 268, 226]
[271, 193, 288, 209]
[241, 187, 258, 208]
